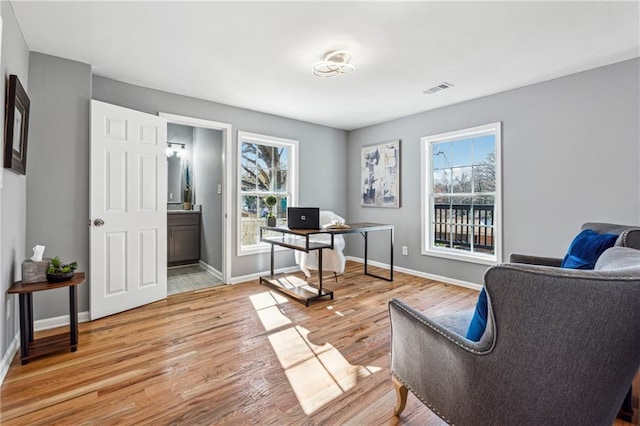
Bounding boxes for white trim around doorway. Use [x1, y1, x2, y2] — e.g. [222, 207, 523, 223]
[159, 112, 233, 284]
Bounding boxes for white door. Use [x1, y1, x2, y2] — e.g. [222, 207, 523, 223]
[90, 100, 167, 320]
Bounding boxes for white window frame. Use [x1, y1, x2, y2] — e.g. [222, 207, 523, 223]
[237, 131, 299, 256]
[420, 122, 502, 265]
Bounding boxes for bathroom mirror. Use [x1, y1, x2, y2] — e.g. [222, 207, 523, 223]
[167, 153, 182, 203]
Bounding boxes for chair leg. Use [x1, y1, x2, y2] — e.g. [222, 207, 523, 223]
[393, 376, 408, 416]
[333, 272, 338, 283]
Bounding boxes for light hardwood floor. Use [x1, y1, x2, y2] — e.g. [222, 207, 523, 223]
[1, 261, 636, 425]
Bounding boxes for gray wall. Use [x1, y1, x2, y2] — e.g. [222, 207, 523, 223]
[6, 61, 347, 324]
[1, 1, 30, 364]
[4, 46, 636, 344]
[346, 58, 640, 285]
[193, 127, 223, 271]
[26, 53, 92, 320]
[92, 76, 349, 277]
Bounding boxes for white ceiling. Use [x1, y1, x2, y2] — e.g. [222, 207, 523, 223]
[10, 1, 640, 131]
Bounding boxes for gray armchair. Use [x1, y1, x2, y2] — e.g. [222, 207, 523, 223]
[389, 223, 640, 425]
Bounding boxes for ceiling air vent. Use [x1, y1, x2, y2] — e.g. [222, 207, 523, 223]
[422, 82, 454, 95]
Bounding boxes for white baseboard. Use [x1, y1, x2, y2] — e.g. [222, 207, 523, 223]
[344, 256, 482, 291]
[230, 265, 300, 285]
[168, 263, 199, 270]
[198, 260, 223, 281]
[229, 258, 481, 290]
[34, 311, 91, 332]
[0, 311, 91, 386]
[2, 260, 477, 386]
[0, 332, 19, 385]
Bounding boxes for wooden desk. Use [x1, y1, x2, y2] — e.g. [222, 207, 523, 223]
[7, 273, 85, 364]
[260, 223, 394, 306]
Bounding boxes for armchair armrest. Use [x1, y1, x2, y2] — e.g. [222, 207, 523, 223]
[389, 298, 493, 422]
[509, 253, 562, 267]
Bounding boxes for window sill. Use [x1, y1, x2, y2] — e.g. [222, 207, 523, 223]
[421, 248, 498, 266]
[238, 243, 288, 257]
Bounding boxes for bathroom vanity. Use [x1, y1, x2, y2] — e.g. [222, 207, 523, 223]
[167, 210, 201, 266]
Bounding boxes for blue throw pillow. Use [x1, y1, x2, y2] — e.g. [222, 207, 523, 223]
[465, 228, 618, 341]
[560, 229, 618, 269]
[465, 288, 488, 341]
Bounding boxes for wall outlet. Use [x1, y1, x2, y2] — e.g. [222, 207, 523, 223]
[402, 246, 408, 256]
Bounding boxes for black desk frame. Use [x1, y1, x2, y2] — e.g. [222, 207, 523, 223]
[329, 222, 394, 282]
[259, 223, 394, 306]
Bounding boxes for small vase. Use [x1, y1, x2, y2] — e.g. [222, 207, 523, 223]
[267, 216, 276, 227]
[183, 185, 192, 210]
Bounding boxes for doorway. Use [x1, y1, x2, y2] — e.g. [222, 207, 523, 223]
[167, 265, 222, 295]
[160, 113, 232, 287]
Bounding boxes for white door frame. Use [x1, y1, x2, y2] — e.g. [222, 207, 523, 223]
[159, 113, 232, 284]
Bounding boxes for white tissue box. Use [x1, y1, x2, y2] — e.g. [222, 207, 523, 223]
[22, 259, 51, 284]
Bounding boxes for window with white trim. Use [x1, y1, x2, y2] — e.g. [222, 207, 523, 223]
[237, 131, 298, 255]
[421, 122, 502, 264]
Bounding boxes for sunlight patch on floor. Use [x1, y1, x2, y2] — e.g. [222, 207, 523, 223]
[268, 326, 331, 369]
[284, 355, 344, 414]
[326, 305, 345, 317]
[249, 290, 289, 310]
[251, 292, 381, 415]
[249, 291, 292, 331]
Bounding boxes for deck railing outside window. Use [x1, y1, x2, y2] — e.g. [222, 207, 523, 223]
[433, 203, 494, 254]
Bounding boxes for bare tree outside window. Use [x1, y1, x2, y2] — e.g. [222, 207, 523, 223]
[238, 133, 297, 251]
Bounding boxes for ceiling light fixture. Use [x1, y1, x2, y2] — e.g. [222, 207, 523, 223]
[166, 142, 186, 157]
[312, 50, 355, 78]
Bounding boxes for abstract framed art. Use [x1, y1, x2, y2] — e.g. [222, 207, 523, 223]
[361, 139, 400, 208]
[4, 74, 30, 175]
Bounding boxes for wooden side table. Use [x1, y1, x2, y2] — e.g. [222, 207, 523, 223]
[7, 272, 85, 364]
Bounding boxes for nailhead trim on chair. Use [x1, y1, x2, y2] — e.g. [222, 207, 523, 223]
[619, 228, 640, 248]
[621, 230, 629, 247]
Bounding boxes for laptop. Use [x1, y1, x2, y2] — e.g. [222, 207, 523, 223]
[287, 207, 320, 230]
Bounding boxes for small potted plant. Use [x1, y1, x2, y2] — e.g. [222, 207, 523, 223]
[46, 256, 78, 283]
[265, 195, 278, 227]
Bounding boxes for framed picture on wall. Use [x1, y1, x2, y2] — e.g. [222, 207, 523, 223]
[361, 139, 401, 208]
[4, 74, 30, 175]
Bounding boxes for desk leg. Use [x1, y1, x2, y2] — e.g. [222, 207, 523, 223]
[362, 228, 394, 282]
[18, 294, 29, 364]
[317, 249, 323, 296]
[389, 227, 394, 281]
[69, 285, 78, 351]
[269, 243, 275, 276]
[363, 231, 369, 275]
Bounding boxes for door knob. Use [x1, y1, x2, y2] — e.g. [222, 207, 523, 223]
[94, 218, 105, 227]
